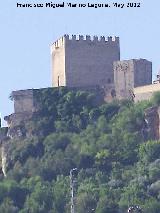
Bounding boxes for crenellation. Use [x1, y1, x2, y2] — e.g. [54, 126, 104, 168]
[72, 34, 76, 40]
[51, 36, 65, 52]
[107, 36, 113, 42]
[112, 36, 119, 43]
[93, 36, 98, 42]
[79, 35, 84, 40]
[64, 34, 69, 39]
[86, 35, 91, 41]
[63, 35, 119, 44]
[100, 36, 105, 42]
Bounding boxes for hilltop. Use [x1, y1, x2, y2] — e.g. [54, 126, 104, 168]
[0, 88, 160, 212]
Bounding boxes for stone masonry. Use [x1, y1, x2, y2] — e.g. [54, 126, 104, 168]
[51, 35, 120, 88]
[4, 89, 41, 138]
[51, 35, 153, 101]
[11, 90, 35, 113]
[114, 59, 152, 100]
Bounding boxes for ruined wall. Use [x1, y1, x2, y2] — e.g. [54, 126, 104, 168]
[5, 86, 109, 139]
[114, 59, 152, 100]
[51, 35, 120, 88]
[12, 90, 34, 113]
[5, 89, 42, 138]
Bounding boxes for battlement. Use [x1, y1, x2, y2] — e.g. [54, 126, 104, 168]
[51, 34, 119, 52]
[51, 36, 65, 53]
[51, 34, 120, 88]
[64, 34, 119, 43]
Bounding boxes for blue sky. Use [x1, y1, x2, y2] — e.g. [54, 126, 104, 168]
[0, 0, 160, 126]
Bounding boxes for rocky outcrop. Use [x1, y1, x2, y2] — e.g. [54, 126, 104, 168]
[4, 112, 34, 139]
[144, 106, 160, 140]
[0, 128, 9, 177]
[1, 145, 8, 177]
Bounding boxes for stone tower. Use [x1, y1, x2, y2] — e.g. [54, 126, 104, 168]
[51, 34, 120, 88]
[114, 59, 152, 99]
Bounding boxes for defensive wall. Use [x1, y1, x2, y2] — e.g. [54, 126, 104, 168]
[3, 86, 106, 138]
[11, 90, 35, 113]
[4, 89, 37, 138]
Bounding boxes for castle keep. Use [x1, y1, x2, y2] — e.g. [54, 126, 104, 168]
[51, 35, 120, 88]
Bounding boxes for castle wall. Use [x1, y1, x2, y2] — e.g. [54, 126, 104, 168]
[51, 35, 120, 88]
[51, 37, 65, 87]
[134, 59, 152, 87]
[5, 89, 37, 139]
[114, 59, 152, 100]
[114, 60, 134, 99]
[12, 90, 34, 113]
[134, 83, 160, 102]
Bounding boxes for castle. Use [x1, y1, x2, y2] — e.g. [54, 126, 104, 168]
[1, 34, 160, 139]
[1, 34, 160, 177]
[51, 35, 152, 101]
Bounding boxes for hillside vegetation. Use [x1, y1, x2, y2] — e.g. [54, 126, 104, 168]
[1, 87, 160, 213]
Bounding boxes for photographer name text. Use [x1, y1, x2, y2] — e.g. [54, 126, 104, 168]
[17, 2, 141, 9]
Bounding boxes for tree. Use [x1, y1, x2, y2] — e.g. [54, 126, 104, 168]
[96, 196, 119, 213]
[139, 140, 160, 163]
[76, 192, 97, 213]
[52, 176, 70, 212]
[23, 181, 53, 213]
[143, 198, 160, 213]
[0, 198, 19, 213]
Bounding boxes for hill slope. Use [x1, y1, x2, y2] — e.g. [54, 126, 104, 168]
[0, 88, 160, 213]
